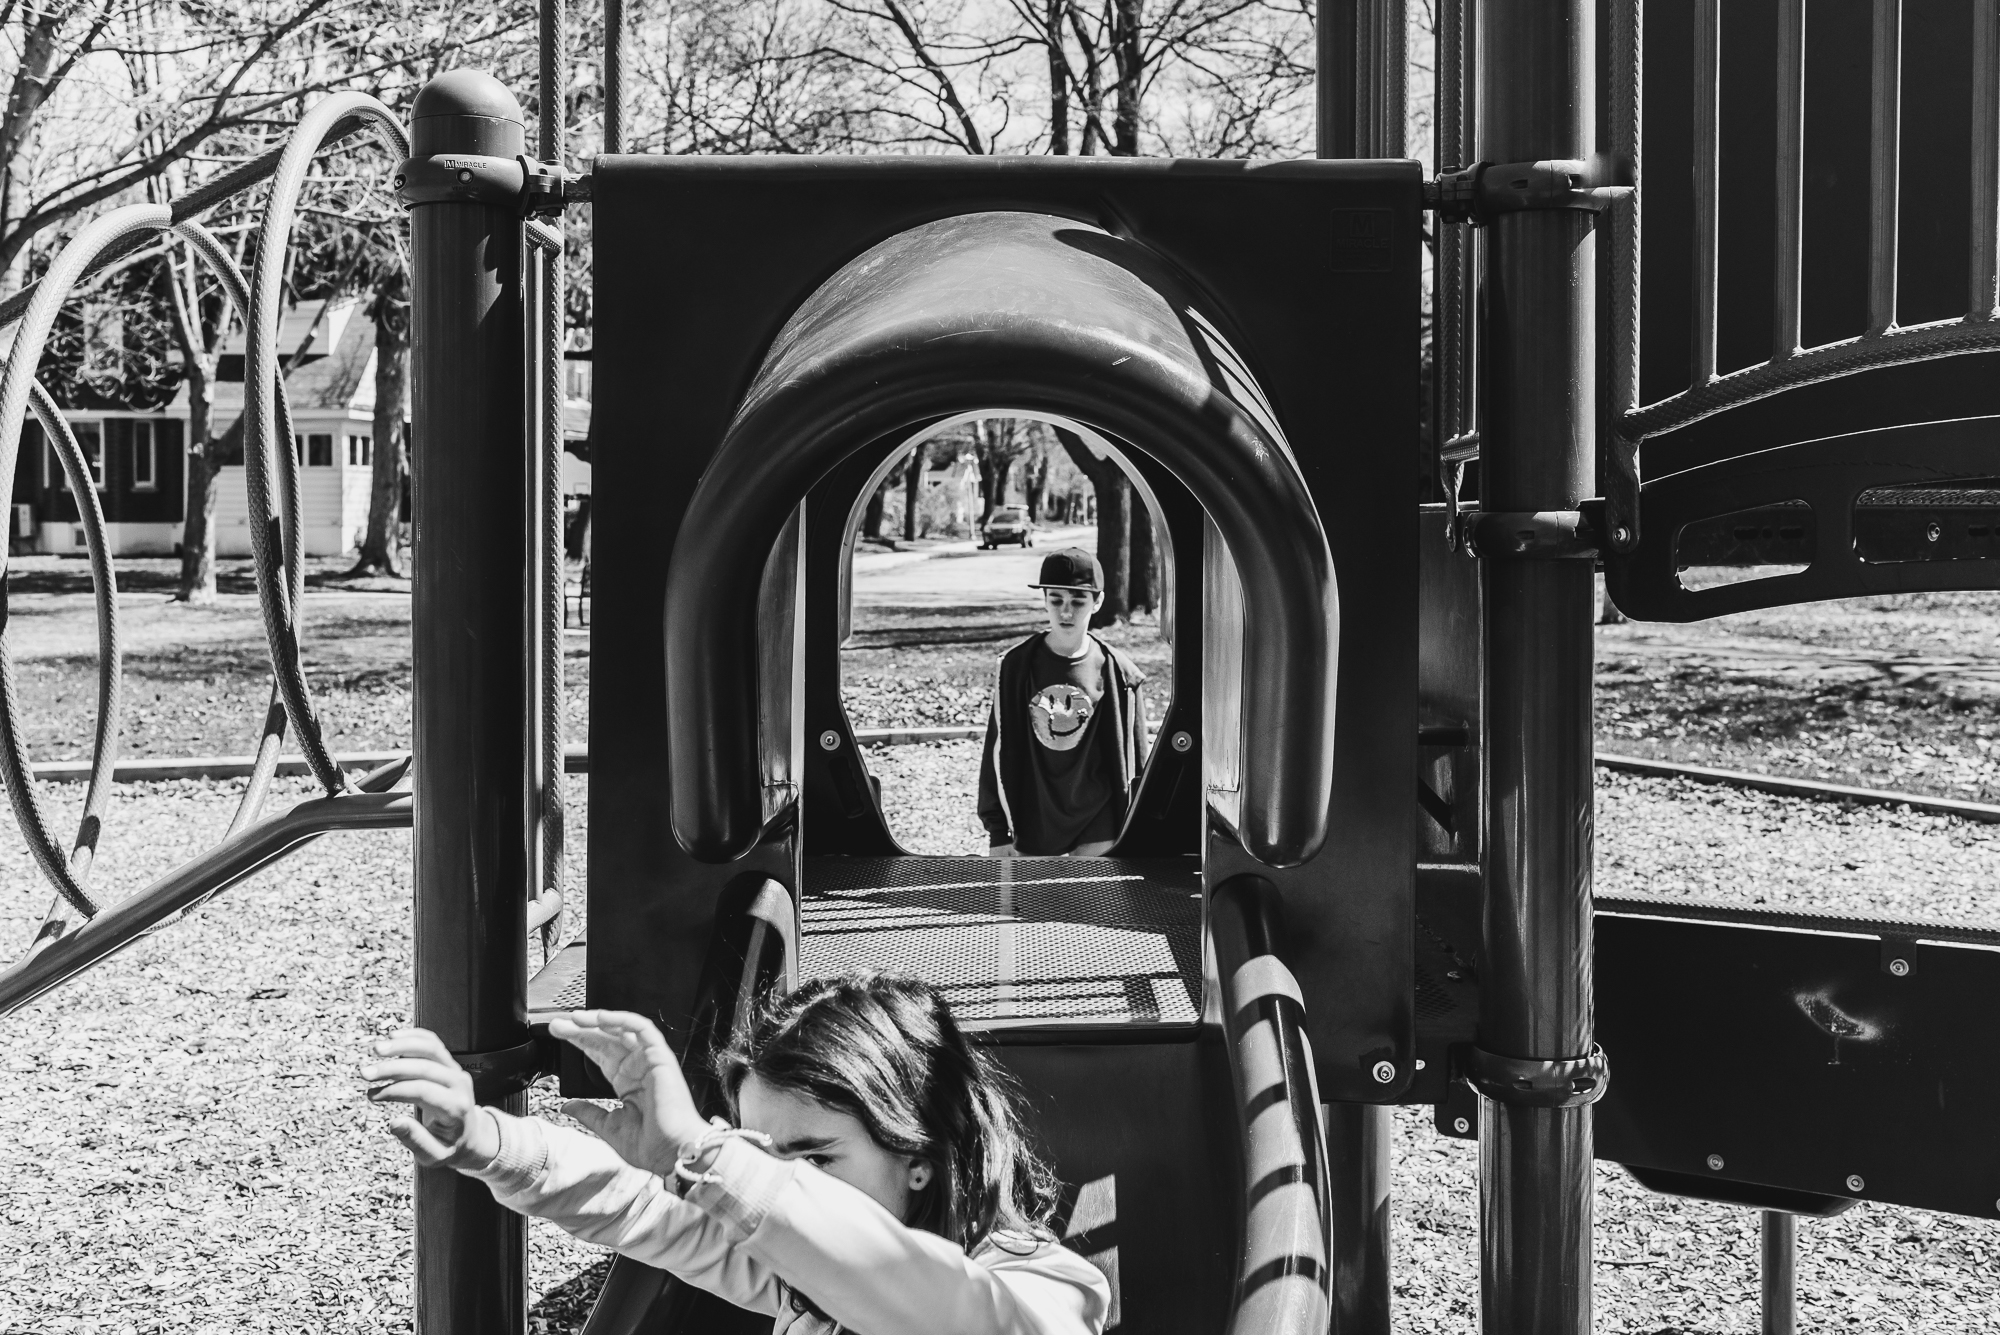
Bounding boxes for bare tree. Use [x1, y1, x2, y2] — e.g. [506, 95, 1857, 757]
[354, 261, 407, 575]
[1054, 426, 1129, 625]
[901, 437, 928, 540]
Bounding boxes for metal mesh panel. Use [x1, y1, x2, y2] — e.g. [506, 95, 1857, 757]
[802, 856, 1203, 1028]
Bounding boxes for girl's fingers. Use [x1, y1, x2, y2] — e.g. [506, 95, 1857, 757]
[359, 1057, 463, 1090]
[370, 1030, 456, 1064]
[561, 1099, 611, 1136]
[388, 1116, 455, 1167]
[366, 1079, 467, 1121]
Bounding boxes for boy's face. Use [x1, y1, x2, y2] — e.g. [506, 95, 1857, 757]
[1043, 586, 1101, 632]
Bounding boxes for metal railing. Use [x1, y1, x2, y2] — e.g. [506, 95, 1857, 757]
[1602, 0, 2000, 540]
[1435, 2, 2000, 544]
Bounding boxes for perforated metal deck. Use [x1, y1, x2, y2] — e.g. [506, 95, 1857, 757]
[800, 856, 1204, 1029]
[528, 856, 1207, 1029]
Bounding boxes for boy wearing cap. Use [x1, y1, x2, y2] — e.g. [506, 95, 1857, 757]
[978, 547, 1149, 857]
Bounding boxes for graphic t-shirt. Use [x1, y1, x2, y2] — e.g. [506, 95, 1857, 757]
[1020, 636, 1118, 852]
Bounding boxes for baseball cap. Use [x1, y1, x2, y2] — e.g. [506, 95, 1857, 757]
[1030, 547, 1103, 591]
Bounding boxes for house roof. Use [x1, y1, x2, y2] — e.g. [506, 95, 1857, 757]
[167, 296, 376, 427]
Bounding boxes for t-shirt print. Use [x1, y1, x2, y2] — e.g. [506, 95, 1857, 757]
[1030, 683, 1095, 751]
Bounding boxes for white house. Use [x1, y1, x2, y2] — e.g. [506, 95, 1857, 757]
[16, 297, 590, 558]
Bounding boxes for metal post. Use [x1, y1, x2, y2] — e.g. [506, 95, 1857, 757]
[407, 71, 531, 1334]
[604, 0, 628, 153]
[1317, 0, 1358, 158]
[1317, 11, 1393, 1325]
[1761, 1211, 1797, 1335]
[1323, 1102, 1392, 1333]
[1475, 0, 1598, 1332]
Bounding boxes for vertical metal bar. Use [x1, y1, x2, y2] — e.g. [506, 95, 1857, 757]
[604, 0, 629, 153]
[1319, 0, 1359, 157]
[1761, 1211, 1797, 1335]
[1317, 7, 1392, 1323]
[1869, 0, 1903, 335]
[1692, 0, 1721, 386]
[1603, 0, 1642, 548]
[1970, 0, 2000, 319]
[1356, 0, 1408, 158]
[1324, 1101, 1392, 1334]
[1476, 0, 1598, 1328]
[1774, 0, 1806, 357]
[539, 0, 567, 164]
[1439, 0, 1467, 443]
[408, 71, 530, 1334]
[522, 225, 567, 959]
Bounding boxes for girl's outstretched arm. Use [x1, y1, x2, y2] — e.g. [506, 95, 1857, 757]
[360, 1028, 784, 1316]
[552, 1011, 1110, 1335]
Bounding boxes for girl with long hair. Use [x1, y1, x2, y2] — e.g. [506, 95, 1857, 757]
[361, 972, 1109, 1334]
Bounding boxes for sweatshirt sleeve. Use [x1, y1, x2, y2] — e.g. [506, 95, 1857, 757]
[461, 1110, 785, 1316]
[681, 1140, 1109, 1335]
[977, 693, 1012, 845]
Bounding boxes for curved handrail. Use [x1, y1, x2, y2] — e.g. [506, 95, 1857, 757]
[1211, 875, 1334, 1335]
[663, 211, 1338, 867]
[0, 777, 413, 1017]
[241, 92, 410, 794]
[7, 384, 121, 928]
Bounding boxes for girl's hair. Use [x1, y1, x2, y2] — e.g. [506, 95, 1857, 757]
[715, 971, 1059, 1254]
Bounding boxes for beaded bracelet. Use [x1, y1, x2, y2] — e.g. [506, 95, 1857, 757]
[671, 1116, 775, 1192]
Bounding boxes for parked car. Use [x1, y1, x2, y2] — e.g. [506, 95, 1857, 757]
[980, 506, 1034, 548]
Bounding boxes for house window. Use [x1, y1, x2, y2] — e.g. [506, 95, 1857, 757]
[293, 432, 334, 467]
[347, 433, 372, 466]
[131, 421, 156, 491]
[52, 423, 105, 491]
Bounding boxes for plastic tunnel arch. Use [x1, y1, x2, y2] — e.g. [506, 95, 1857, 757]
[663, 210, 1339, 867]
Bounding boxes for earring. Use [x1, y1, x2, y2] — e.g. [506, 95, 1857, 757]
[909, 1161, 933, 1191]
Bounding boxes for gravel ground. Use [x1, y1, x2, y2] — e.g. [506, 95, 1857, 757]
[4, 561, 1998, 1331]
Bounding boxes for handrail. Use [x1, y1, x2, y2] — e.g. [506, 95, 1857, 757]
[1601, 0, 2000, 542]
[0, 784, 412, 1018]
[663, 210, 1339, 868]
[1212, 875, 1334, 1335]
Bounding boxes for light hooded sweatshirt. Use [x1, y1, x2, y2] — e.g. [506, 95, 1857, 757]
[459, 1108, 1112, 1335]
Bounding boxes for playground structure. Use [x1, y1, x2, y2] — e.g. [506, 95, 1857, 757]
[0, 2, 1999, 1334]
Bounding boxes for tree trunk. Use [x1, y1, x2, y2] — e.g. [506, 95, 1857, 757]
[903, 439, 929, 541]
[354, 267, 409, 576]
[176, 354, 221, 603]
[862, 483, 887, 540]
[1053, 426, 1129, 624]
[1046, 0, 1070, 154]
[1024, 449, 1050, 522]
[1128, 496, 1156, 615]
[1110, 0, 1143, 155]
[977, 452, 1002, 524]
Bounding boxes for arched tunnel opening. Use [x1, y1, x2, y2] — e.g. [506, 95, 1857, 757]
[554, 164, 1422, 1333]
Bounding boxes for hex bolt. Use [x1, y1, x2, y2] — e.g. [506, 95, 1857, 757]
[1846, 1174, 1866, 1193]
[1888, 957, 1910, 977]
[1170, 731, 1193, 753]
[818, 730, 841, 751]
[1612, 524, 1633, 547]
[457, 167, 474, 183]
[1371, 1060, 1397, 1084]
[1453, 1116, 1471, 1134]
[1706, 1154, 1725, 1171]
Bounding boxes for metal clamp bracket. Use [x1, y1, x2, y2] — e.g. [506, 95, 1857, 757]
[454, 1037, 549, 1100]
[1462, 500, 1608, 560]
[1460, 1043, 1609, 1108]
[395, 153, 589, 216]
[1427, 155, 1634, 226]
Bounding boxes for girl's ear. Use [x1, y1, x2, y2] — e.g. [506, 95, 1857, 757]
[907, 1158, 934, 1192]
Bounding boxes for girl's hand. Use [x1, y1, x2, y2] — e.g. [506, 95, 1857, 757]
[361, 1029, 499, 1167]
[549, 1010, 712, 1177]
